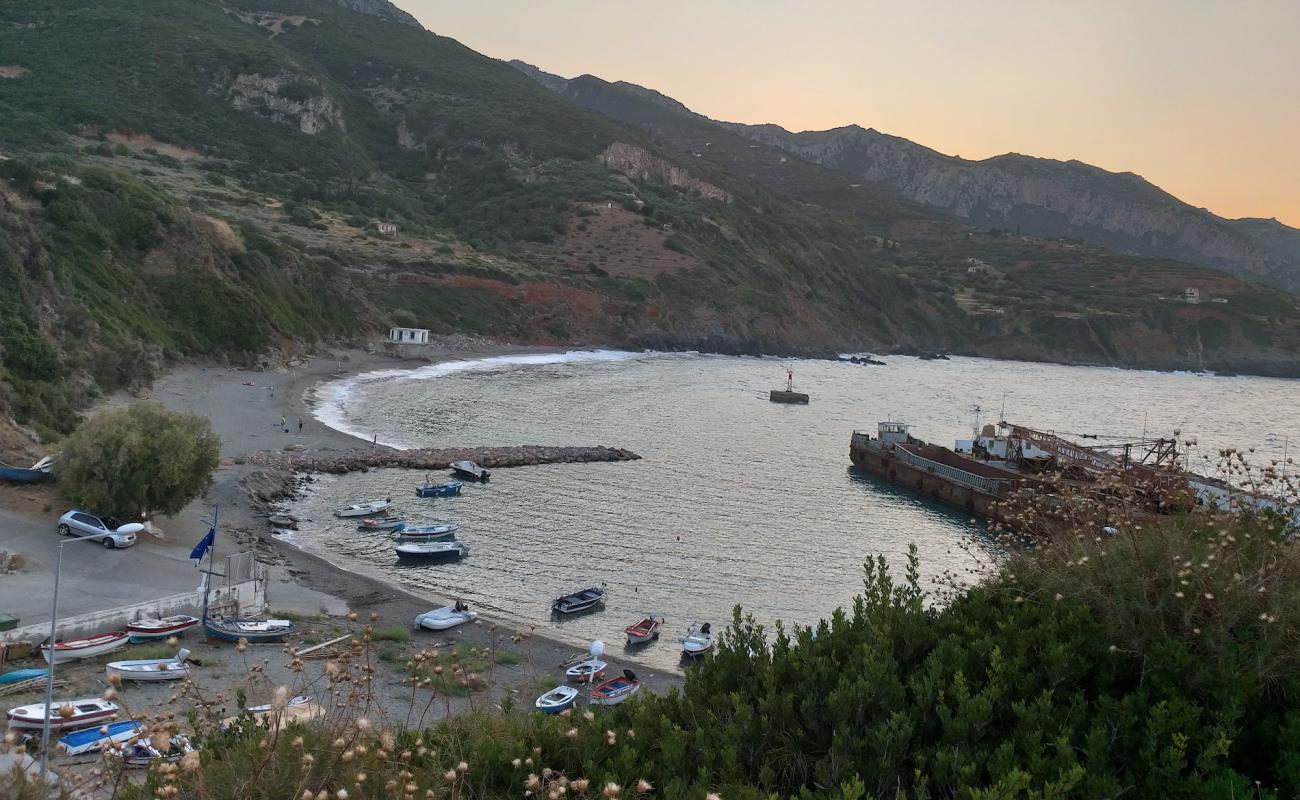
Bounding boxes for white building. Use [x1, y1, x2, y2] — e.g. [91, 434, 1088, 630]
[375, 221, 398, 237]
[388, 327, 430, 345]
[1183, 287, 1202, 304]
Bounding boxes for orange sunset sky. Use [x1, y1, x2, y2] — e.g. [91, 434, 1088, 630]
[404, 0, 1300, 227]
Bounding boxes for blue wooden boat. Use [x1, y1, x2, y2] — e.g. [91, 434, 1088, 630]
[0, 456, 54, 484]
[203, 618, 295, 643]
[393, 523, 458, 541]
[59, 720, 142, 755]
[0, 668, 49, 686]
[416, 480, 463, 498]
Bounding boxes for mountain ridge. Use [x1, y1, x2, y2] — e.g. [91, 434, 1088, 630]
[510, 62, 1300, 292]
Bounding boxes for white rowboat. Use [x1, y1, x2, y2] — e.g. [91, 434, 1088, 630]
[414, 603, 477, 631]
[7, 698, 119, 731]
[106, 649, 192, 683]
[334, 499, 392, 518]
[41, 631, 129, 663]
[680, 622, 715, 657]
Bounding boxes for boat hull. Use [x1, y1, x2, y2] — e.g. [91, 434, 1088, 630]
[127, 616, 200, 642]
[414, 607, 477, 631]
[415, 481, 462, 498]
[106, 661, 192, 683]
[590, 679, 639, 706]
[42, 632, 129, 663]
[769, 390, 809, 404]
[849, 435, 1010, 521]
[0, 668, 49, 686]
[59, 720, 142, 755]
[0, 465, 52, 484]
[7, 700, 118, 732]
[535, 686, 579, 714]
[624, 617, 661, 645]
[204, 620, 294, 643]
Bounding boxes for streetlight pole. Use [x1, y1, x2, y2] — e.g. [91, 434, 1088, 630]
[39, 531, 114, 779]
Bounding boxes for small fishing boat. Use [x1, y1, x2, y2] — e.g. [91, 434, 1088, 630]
[565, 659, 607, 683]
[59, 720, 142, 756]
[395, 541, 468, 561]
[359, 516, 406, 531]
[244, 694, 311, 715]
[415, 480, 463, 498]
[41, 631, 129, 663]
[393, 522, 458, 541]
[552, 587, 606, 615]
[334, 498, 392, 518]
[106, 649, 192, 683]
[0, 455, 54, 484]
[7, 698, 119, 731]
[0, 668, 49, 686]
[680, 623, 715, 658]
[624, 616, 663, 645]
[414, 601, 477, 631]
[590, 670, 640, 706]
[109, 734, 194, 768]
[127, 614, 201, 643]
[450, 460, 490, 481]
[203, 617, 295, 643]
[534, 685, 580, 714]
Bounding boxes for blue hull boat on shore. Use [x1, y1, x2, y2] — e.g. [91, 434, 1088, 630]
[0, 668, 49, 686]
[59, 720, 142, 755]
[416, 480, 463, 498]
[0, 456, 53, 484]
[204, 618, 295, 643]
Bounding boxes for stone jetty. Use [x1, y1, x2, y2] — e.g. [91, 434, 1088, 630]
[253, 444, 640, 474]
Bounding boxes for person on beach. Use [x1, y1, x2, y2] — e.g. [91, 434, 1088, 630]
[281, 414, 287, 433]
[298, 416, 303, 433]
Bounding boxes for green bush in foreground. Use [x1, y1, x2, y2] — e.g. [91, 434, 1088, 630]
[117, 511, 1300, 799]
[60, 401, 220, 518]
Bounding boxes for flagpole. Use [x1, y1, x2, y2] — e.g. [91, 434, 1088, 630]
[200, 505, 218, 625]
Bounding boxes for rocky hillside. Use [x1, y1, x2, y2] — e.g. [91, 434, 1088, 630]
[728, 124, 1300, 293]
[0, 0, 1298, 439]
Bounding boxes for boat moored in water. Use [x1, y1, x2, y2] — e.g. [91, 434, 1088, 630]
[450, 460, 490, 481]
[359, 515, 406, 531]
[127, 614, 201, 643]
[552, 587, 606, 615]
[416, 480, 463, 498]
[334, 499, 393, 518]
[393, 522, 458, 541]
[395, 540, 468, 561]
[624, 616, 663, 645]
[680, 623, 715, 658]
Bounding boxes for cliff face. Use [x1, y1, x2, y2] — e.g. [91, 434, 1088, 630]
[729, 124, 1300, 292]
[326, 0, 420, 26]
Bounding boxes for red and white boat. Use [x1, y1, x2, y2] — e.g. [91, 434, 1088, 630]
[590, 670, 641, 706]
[41, 631, 129, 664]
[7, 698, 119, 731]
[624, 616, 664, 645]
[127, 615, 201, 643]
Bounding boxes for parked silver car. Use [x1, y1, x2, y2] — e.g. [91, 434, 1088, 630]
[56, 510, 142, 549]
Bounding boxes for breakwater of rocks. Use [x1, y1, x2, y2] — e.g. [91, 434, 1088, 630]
[240, 445, 641, 512]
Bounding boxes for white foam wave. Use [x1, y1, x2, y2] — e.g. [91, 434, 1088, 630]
[312, 349, 645, 448]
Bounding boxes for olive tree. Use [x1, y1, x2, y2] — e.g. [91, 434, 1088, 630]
[60, 401, 221, 518]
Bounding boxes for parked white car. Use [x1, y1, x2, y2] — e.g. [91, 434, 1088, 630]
[56, 510, 142, 549]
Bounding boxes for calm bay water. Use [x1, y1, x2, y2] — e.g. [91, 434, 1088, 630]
[289, 351, 1299, 672]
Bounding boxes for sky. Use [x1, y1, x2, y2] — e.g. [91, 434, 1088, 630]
[401, 1, 1300, 227]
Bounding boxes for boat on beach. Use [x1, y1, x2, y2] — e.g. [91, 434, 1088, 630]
[41, 631, 129, 663]
[552, 587, 606, 615]
[59, 720, 142, 755]
[7, 698, 119, 731]
[127, 615, 201, 642]
[0, 455, 55, 484]
[106, 649, 192, 683]
[414, 602, 477, 631]
[590, 670, 641, 706]
[393, 522, 458, 541]
[109, 734, 194, 768]
[565, 658, 607, 683]
[680, 622, 715, 658]
[534, 685, 580, 714]
[334, 498, 392, 518]
[624, 616, 663, 645]
[416, 480, 463, 498]
[395, 540, 468, 561]
[450, 460, 490, 481]
[204, 618, 295, 643]
[0, 668, 49, 686]
[359, 515, 406, 531]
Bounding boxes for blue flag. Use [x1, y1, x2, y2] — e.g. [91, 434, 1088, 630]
[189, 526, 215, 562]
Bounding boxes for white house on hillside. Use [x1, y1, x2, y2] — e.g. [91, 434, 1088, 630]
[389, 327, 430, 345]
